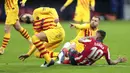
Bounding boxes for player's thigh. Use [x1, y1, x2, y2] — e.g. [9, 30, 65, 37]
[43, 28, 65, 44]
[82, 10, 90, 22]
[5, 9, 19, 25]
[73, 9, 82, 22]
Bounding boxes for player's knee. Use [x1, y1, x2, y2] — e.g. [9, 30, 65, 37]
[35, 32, 47, 41]
[4, 25, 11, 33]
[14, 24, 21, 31]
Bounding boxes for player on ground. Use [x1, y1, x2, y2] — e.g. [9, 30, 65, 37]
[60, 0, 95, 23]
[19, 7, 65, 67]
[0, 0, 34, 55]
[57, 16, 99, 64]
[68, 30, 127, 65]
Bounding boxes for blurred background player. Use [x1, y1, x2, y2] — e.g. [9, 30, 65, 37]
[57, 16, 99, 64]
[0, 0, 33, 55]
[65, 30, 127, 65]
[60, 0, 95, 34]
[19, 7, 65, 67]
[60, 0, 95, 23]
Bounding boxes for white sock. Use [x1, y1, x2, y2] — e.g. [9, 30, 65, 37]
[62, 42, 71, 50]
[58, 51, 64, 62]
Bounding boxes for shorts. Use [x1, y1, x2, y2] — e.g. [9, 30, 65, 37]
[5, 7, 19, 25]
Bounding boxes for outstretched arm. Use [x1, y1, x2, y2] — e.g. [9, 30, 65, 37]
[70, 23, 90, 29]
[105, 48, 127, 65]
[19, 47, 36, 61]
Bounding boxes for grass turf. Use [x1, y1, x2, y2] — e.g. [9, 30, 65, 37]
[0, 21, 130, 73]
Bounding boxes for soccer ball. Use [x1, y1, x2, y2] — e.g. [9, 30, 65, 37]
[20, 13, 33, 24]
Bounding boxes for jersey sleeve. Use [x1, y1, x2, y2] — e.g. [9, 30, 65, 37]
[75, 23, 90, 29]
[104, 48, 111, 64]
[63, 0, 74, 7]
[90, 0, 95, 7]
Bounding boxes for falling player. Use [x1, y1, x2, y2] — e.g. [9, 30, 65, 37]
[0, 0, 34, 55]
[66, 30, 127, 65]
[60, 0, 95, 23]
[19, 7, 65, 67]
[57, 16, 99, 64]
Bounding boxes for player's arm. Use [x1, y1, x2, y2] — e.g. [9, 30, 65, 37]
[20, 0, 27, 7]
[60, 0, 74, 12]
[19, 48, 36, 61]
[78, 37, 91, 43]
[90, 0, 95, 11]
[70, 23, 90, 29]
[105, 48, 127, 65]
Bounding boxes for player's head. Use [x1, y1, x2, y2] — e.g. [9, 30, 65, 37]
[96, 30, 106, 42]
[20, 14, 34, 24]
[90, 16, 100, 28]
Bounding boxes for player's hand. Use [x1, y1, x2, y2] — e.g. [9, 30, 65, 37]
[91, 6, 95, 11]
[70, 23, 75, 28]
[19, 54, 29, 61]
[118, 57, 127, 63]
[60, 6, 66, 12]
[20, 1, 25, 7]
[54, 18, 59, 23]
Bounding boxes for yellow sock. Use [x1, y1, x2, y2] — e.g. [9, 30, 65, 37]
[19, 27, 31, 41]
[1, 33, 10, 49]
[32, 35, 51, 63]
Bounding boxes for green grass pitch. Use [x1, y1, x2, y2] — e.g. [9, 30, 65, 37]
[0, 21, 130, 73]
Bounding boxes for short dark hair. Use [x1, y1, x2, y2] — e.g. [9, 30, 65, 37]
[25, 16, 32, 24]
[93, 16, 100, 21]
[97, 30, 106, 41]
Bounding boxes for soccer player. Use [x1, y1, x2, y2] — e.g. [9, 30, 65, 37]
[57, 16, 99, 64]
[60, 0, 95, 23]
[68, 30, 127, 65]
[19, 7, 65, 67]
[0, 0, 33, 55]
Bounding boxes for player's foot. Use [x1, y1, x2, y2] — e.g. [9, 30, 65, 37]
[40, 59, 54, 67]
[56, 61, 62, 64]
[0, 47, 5, 55]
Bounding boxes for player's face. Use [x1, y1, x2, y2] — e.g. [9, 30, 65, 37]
[90, 17, 99, 28]
[95, 32, 102, 41]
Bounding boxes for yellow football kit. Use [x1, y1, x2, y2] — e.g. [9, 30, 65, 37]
[5, 0, 27, 25]
[63, 0, 95, 22]
[71, 23, 98, 53]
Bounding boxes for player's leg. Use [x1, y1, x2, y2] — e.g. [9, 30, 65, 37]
[45, 41, 62, 61]
[13, 20, 34, 49]
[32, 32, 53, 64]
[73, 8, 82, 34]
[0, 10, 13, 55]
[0, 25, 11, 55]
[82, 10, 90, 23]
[56, 42, 71, 64]
[73, 8, 82, 23]
[13, 8, 33, 49]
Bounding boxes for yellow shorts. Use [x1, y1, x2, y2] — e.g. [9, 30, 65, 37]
[5, 8, 19, 25]
[34, 27, 65, 58]
[43, 27, 65, 44]
[70, 30, 85, 53]
[74, 8, 90, 23]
